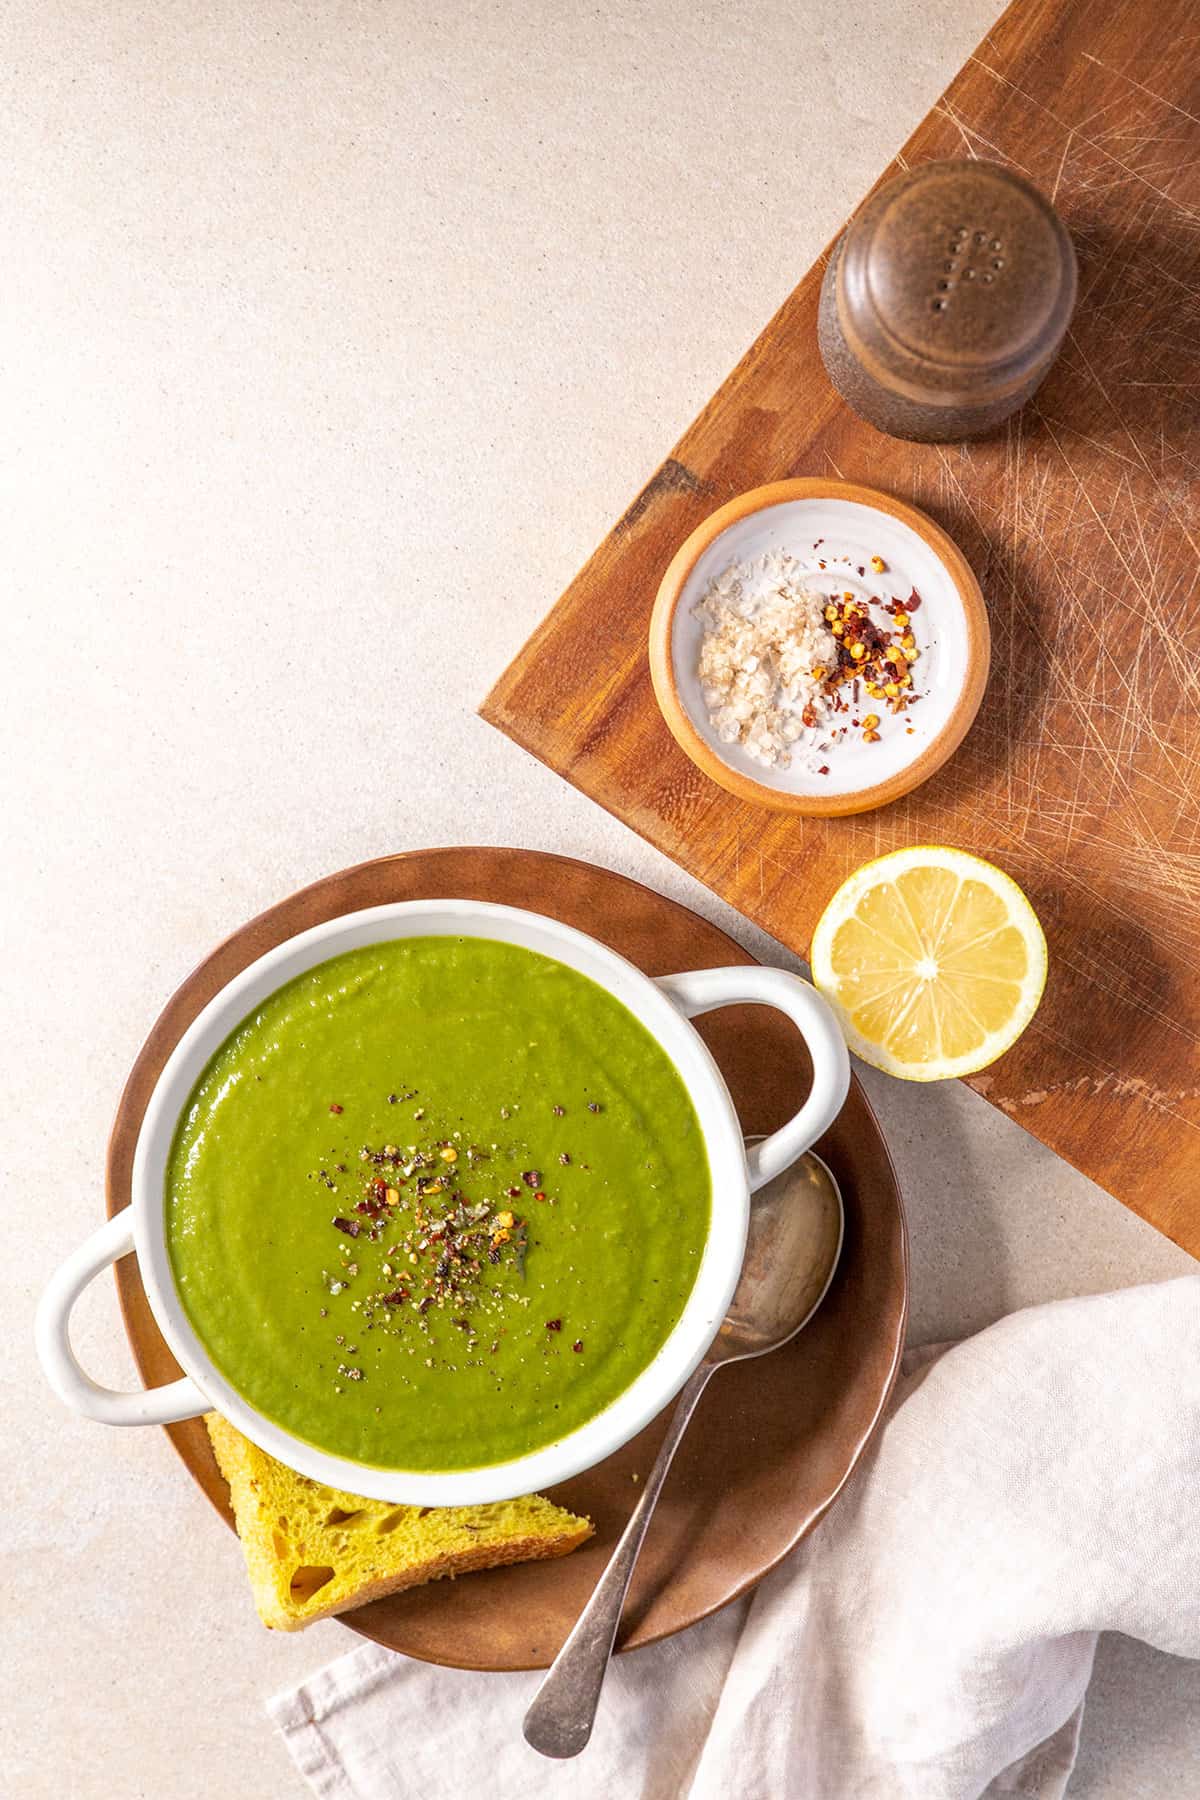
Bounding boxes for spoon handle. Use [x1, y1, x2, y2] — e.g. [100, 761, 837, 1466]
[522, 1359, 716, 1759]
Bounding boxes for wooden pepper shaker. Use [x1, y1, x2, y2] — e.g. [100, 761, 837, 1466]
[817, 158, 1077, 442]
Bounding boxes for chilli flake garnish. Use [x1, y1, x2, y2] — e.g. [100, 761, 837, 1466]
[317, 1128, 555, 1377]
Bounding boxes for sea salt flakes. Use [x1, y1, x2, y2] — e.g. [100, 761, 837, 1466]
[693, 552, 837, 769]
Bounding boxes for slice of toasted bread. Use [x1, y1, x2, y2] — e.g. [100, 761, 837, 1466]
[204, 1413, 593, 1631]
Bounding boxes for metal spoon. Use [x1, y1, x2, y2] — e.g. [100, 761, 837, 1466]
[523, 1149, 845, 1760]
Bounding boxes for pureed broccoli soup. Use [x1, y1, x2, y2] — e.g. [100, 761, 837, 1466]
[165, 938, 711, 1470]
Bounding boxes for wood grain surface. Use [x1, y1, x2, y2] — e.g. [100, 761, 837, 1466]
[107, 849, 906, 1668]
[483, 0, 1200, 1254]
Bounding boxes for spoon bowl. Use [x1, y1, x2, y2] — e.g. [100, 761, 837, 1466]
[710, 1149, 844, 1362]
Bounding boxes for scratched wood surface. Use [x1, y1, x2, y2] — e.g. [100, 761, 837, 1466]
[482, 0, 1200, 1255]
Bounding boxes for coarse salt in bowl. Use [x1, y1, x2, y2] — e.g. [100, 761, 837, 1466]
[649, 479, 991, 816]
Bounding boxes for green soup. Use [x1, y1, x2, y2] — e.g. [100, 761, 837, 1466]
[165, 937, 711, 1471]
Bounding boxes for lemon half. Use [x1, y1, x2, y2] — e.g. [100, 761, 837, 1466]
[810, 846, 1047, 1081]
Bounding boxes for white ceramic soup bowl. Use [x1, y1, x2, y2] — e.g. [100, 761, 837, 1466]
[37, 900, 850, 1504]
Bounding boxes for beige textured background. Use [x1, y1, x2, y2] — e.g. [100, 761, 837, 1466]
[3, 3, 1198, 1795]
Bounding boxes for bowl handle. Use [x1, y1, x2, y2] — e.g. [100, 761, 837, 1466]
[655, 966, 850, 1193]
[35, 1209, 207, 1425]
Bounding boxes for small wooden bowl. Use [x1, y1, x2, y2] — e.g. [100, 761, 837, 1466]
[648, 478, 990, 816]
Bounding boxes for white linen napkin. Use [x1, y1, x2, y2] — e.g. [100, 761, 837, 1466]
[269, 1277, 1200, 1799]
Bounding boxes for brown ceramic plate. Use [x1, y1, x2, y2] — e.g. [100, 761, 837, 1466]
[649, 477, 990, 816]
[107, 848, 907, 1670]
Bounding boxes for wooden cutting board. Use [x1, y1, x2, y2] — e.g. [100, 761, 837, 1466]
[483, 0, 1200, 1256]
